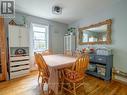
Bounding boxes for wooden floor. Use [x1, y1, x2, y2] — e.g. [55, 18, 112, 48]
[0, 71, 127, 95]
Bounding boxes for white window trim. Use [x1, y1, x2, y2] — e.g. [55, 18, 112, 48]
[32, 23, 49, 52]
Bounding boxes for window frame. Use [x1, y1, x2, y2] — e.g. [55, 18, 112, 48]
[32, 23, 49, 52]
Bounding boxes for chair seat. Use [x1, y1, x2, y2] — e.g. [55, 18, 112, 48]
[64, 76, 84, 83]
[64, 70, 85, 83]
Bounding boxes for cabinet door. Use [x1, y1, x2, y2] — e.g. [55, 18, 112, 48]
[19, 27, 29, 47]
[9, 25, 20, 47]
[67, 36, 71, 50]
[71, 36, 75, 51]
[64, 36, 68, 51]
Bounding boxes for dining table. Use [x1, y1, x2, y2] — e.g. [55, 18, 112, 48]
[43, 54, 77, 94]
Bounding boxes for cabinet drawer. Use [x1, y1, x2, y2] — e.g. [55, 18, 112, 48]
[95, 56, 107, 64]
[10, 61, 29, 66]
[10, 65, 29, 72]
[10, 69, 29, 79]
[90, 55, 95, 62]
[10, 56, 29, 61]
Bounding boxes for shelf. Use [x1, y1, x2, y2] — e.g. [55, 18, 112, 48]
[90, 62, 107, 65]
[86, 70, 106, 80]
[88, 54, 113, 81]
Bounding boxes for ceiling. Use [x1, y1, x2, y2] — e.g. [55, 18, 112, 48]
[15, 0, 121, 24]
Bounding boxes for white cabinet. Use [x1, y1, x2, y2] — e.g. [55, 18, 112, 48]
[64, 35, 75, 51]
[20, 27, 29, 47]
[10, 56, 30, 79]
[8, 25, 29, 47]
[9, 25, 20, 47]
[8, 25, 30, 79]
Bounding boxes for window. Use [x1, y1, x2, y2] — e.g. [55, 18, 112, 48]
[33, 24, 48, 51]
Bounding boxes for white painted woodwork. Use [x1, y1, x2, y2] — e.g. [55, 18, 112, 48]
[8, 25, 29, 47]
[10, 61, 30, 66]
[10, 56, 29, 61]
[9, 25, 20, 47]
[8, 25, 30, 79]
[20, 27, 29, 47]
[10, 65, 30, 72]
[64, 35, 75, 51]
[10, 69, 29, 79]
[10, 56, 30, 79]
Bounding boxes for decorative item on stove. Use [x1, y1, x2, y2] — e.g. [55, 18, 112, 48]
[15, 48, 26, 56]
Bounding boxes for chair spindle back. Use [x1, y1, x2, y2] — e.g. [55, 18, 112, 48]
[72, 54, 90, 73]
[34, 52, 50, 80]
[64, 50, 73, 56]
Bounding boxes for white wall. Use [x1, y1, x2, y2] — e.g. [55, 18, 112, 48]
[69, 0, 127, 72]
[4, 12, 68, 69]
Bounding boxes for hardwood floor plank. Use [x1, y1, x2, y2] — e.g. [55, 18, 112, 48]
[0, 71, 127, 95]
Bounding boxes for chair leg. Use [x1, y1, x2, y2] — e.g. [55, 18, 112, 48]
[73, 83, 76, 95]
[58, 70, 62, 89]
[83, 79, 86, 94]
[38, 72, 40, 84]
[41, 78, 45, 89]
[61, 78, 64, 94]
[60, 69, 65, 93]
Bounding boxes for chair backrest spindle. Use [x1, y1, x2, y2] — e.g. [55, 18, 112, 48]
[42, 49, 52, 55]
[34, 52, 50, 81]
[72, 54, 89, 73]
[64, 50, 73, 56]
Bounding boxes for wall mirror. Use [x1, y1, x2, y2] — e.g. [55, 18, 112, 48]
[78, 19, 112, 45]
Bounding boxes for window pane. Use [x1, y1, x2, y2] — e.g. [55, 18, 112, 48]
[34, 40, 46, 51]
[34, 32, 45, 40]
[32, 24, 48, 52]
[33, 26, 46, 32]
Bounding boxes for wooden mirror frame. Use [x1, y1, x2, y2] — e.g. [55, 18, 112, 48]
[78, 19, 112, 45]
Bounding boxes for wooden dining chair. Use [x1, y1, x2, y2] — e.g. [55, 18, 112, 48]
[34, 52, 50, 86]
[42, 49, 53, 55]
[61, 54, 90, 95]
[73, 50, 82, 58]
[64, 50, 73, 56]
